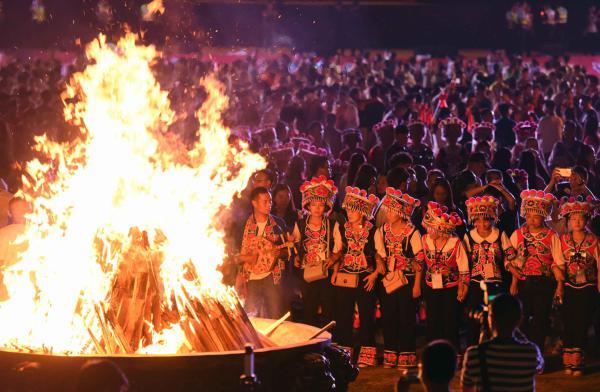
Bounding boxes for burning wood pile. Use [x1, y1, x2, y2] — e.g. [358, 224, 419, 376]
[0, 34, 269, 356]
[81, 229, 269, 355]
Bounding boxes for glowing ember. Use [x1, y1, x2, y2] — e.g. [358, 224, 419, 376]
[0, 34, 265, 355]
[141, 0, 165, 21]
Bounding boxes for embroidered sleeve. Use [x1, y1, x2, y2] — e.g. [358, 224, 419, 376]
[410, 230, 424, 271]
[374, 227, 386, 258]
[551, 233, 566, 268]
[292, 223, 301, 243]
[456, 239, 470, 284]
[501, 232, 517, 262]
[507, 230, 520, 268]
[332, 221, 343, 254]
[462, 233, 471, 252]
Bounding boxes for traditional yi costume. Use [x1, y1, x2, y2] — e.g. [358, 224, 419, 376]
[508, 190, 565, 350]
[240, 211, 288, 319]
[334, 187, 380, 367]
[463, 196, 517, 345]
[375, 188, 424, 369]
[558, 196, 599, 375]
[292, 176, 342, 328]
[421, 202, 469, 349]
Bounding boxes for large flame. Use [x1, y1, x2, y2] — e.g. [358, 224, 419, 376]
[0, 34, 264, 354]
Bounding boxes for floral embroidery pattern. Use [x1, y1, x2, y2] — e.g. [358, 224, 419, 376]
[423, 236, 467, 288]
[560, 233, 598, 287]
[515, 227, 554, 277]
[241, 215, 285, 284]
[470, 241, 501, 280]
[303, 221, 327, 267]
[383, 223, 423, 274]
[342, 221, 372, 273]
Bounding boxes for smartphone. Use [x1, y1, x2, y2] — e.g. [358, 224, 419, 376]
[557, 167, 572, 178]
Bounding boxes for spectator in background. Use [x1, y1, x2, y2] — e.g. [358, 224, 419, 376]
[385, 124, 410, 173]
[494, 103, 516, 150]
[361, 85, 386, 133]
[335, 90, 360, 131]
[0, 197, 29, 283]
[271, 183, 299, 231]
[518, 150, 546, 190]
[338, 152, 367, 205]
[461, 294, 544, 392]
[418, 340, 457, 392]
[0, 179, 12, 228]
[324, 113, 343, 157]
[285, 156, 307, 212]
[339, 129, 367, 162]
[548, 121, 584, 169]
[536, 100, 563, 159]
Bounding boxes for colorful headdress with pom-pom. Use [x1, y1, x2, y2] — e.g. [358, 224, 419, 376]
[465, 195, 500, 224]
[507, 169, 529, 185]
[381, 187, 421, 220]
[342, 187, 380, 220]
[373, 119, 398, 134]
[300, 175, 338, 211]
[519, 190, 556, 218]
[422, 201, 463, 235]
[298, 141, 328, 159]
[439, 116, 467, 129]
[513, 121, 537, 136]
[407, 119, 426, 130]
[471, 122, 496, 142]
[559, 195, 596, 219]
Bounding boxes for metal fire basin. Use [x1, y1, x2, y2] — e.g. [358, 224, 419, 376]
[0, 318, 331, 391]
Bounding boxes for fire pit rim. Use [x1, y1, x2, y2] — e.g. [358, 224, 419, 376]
[0, 319, 331, 358]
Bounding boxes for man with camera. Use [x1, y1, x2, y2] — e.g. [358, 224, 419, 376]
[461, 294, 544, 392]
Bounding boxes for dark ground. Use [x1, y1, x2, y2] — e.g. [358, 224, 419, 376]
[350, 363, 600, 392]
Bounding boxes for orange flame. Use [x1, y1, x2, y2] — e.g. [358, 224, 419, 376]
[0, 33, 264, 354]
[142, 0, 165, 21]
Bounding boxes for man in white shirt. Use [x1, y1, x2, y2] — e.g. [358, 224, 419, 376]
[0, 179, 12, 228]
[238, 187, 288, 319]
[0, 197, 29, 300]
[536, 100, 563, 159]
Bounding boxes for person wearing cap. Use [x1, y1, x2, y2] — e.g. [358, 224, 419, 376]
[557, 196, 599, 376]
[291, 176, 342, 328]
[463, 196, 517, 346]
[374, 187, 423, 370]
[421, 201, 469, 350]
[507, 190, 566, 351]
[332, 187, 382, 367]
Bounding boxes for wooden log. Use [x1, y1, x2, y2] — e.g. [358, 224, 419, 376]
[262, 311, 291, 337]
[309, 320, 336, 340]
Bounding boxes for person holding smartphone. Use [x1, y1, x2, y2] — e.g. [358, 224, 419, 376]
[545, 165, 596, 200]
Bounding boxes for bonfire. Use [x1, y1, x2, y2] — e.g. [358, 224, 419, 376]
[0, 34, 268, 355]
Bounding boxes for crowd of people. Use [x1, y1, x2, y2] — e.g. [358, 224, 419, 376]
[1, 47, 600, 390]
[214, 49, 600, 387]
